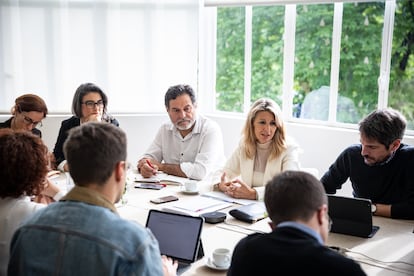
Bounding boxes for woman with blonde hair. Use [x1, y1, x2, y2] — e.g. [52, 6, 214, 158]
[214, 98, 301, 200]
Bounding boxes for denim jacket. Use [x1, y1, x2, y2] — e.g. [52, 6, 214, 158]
[8, 187, 164, 276]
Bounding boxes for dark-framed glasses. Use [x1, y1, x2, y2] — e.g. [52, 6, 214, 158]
[124, 161, 132, 171]
[23, 115, 42, 127]
[82, 100, 104, 109]
[327, 215, 333, 232]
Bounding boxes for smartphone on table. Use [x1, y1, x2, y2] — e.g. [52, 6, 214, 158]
[135, 183, 165, 190]
[150, 195, 179, 204]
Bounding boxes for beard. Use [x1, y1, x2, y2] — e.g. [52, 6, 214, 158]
[175, 118, 195, 131]
[363, 156, 376, 166]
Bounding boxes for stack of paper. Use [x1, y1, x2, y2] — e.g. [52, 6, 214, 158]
[162, 196, 232, 217]
[201, 191, 258, 206]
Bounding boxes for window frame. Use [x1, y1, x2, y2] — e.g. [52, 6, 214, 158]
[202, 0, 401, 132]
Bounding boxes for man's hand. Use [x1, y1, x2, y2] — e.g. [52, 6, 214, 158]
[137, 158, 159, 177]
[161, 255, 178, 276]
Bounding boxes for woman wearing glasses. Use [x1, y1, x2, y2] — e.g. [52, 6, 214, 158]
[53, 83, 119, 171]
[0, 94, 48, 137]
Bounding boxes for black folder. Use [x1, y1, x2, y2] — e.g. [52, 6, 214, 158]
[229, 202, 268, 223]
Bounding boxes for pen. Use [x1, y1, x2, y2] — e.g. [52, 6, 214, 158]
[146, 159, 155, 169]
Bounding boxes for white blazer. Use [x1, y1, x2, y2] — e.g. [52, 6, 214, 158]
[223, 139, 301, 200]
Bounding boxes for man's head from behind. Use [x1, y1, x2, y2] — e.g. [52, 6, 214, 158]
[265, 171, 330, 242]
[63, 122, 127, 189]
[164, 84, 197, 132]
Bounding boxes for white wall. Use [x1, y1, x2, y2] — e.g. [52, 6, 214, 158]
[3, 114, 414, 187]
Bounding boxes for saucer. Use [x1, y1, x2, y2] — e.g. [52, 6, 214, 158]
[181, 190, 199, 195]
[205, 257, 229, 271]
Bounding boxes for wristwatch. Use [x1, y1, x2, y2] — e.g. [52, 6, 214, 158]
[371, 203, 377, 214]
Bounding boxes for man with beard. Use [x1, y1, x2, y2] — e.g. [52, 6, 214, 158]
[321, 108, 414, 220]
[137, 84, 225, 181]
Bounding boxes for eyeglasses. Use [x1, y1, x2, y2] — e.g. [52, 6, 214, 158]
[327, 215, 333, 232]
[23, 115, 42, 127]
[82, 100, 104, 109]
[125, 161, 132, 171]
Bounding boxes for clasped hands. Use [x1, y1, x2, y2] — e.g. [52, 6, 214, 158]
[218, 172, 256, 200]
[82, 114, 102, 123]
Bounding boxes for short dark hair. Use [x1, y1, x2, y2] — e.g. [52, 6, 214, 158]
[0, 129, 48, 198]
[264, 171, 327, 225]
[359, 108, 406, 148]
[63, 122, 127, 186]
[164, 84, 196, 108]
[71, 83, 108, 118]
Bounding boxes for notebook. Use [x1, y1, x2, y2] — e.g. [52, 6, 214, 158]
[145, 209, 204, 275]
[327, 195, 380, 238]
[134, 172, 185, 185]
[161, 196, 232, 217]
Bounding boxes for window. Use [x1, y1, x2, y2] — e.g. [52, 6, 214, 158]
[209, 0, 414, 130]
[389, 0, 414, 129]
[216, 6, 245, 112]
[294, 4, 334, 121]
[215, 5, 285, 113]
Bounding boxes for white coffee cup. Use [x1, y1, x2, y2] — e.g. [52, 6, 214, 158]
[212, 248, 231, 268]
[184, 180, 198, 193]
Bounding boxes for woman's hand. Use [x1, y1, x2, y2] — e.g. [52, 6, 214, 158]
[217, 172, 233, 192]
[41, 178, 60, 198]
[225, 179, 257, 200]
[32, 178, 63, 204]
[32, 194, 55, 204]
[83, 114, 102, 123]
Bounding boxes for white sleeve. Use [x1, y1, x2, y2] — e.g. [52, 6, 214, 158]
[181, 121, 225, 180]
[57, 160, 67, 172]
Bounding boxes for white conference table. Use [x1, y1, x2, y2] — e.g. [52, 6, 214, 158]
[53, 172, 414, 275]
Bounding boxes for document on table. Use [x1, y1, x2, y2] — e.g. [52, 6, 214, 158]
[162, 196, 232, 217]
[201, 191, 258, 206]
[134, 172, 186, 186]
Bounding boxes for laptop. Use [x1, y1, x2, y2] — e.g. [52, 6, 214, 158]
[327, 195, 380, 238]
[145, 209, 204, 274]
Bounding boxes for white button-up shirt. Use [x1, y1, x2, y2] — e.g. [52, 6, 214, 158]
[141, 115, 225, 180]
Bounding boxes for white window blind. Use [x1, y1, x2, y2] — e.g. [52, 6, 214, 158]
[0, 0, 200, 113]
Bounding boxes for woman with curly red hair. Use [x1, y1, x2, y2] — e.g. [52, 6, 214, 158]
[0, 129, 61, 274]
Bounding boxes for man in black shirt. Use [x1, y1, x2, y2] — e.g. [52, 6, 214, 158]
[228, 171, 366, 276]
[321, 108, 414, 219]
